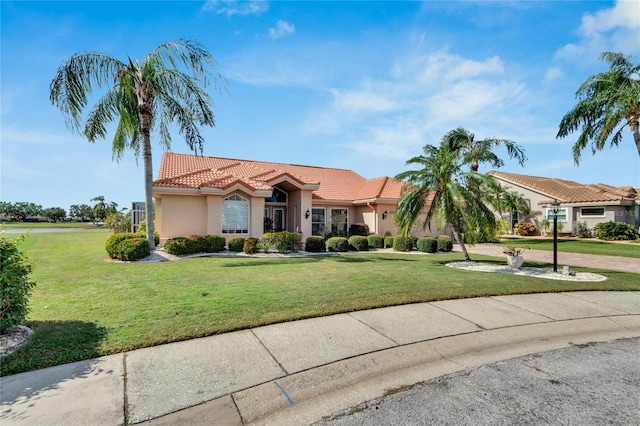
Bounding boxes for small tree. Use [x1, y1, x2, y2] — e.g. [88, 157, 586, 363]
[0, 236, 36, 333]
[43, 207, 67, 223]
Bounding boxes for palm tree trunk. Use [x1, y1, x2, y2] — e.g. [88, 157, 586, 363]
[451, 224, 471, 261]
[139, 102, 155, 250]
[633, 127, 640, 157]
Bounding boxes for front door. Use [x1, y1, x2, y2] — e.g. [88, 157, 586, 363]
[265, 207, 285, 232]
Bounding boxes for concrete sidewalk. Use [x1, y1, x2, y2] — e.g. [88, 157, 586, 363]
[453, 243, 640, 274]
[1, 291, 639, 425]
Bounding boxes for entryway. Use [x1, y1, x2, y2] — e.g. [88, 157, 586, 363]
[265, 207, 285, 232]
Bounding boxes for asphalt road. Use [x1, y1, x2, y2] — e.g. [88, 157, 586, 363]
[314, 337, 640, 425]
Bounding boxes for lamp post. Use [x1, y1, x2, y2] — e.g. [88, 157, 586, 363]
[551, 199, 560, 273]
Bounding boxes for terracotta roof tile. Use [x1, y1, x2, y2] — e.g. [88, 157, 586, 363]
[488, 171, 640, 204]
[155, 153, 404, 203]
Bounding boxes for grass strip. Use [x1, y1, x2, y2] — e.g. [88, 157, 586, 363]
[2, 230, 638, 376]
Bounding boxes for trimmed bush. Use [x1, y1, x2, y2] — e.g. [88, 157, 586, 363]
[367, 235, 384, 249]
[393, 235, 413, 252]
[243, 237, 260, 254]
[417, 237, 437, 253]
[514, 222, 538, 236]
[348, 223, 370, 237]
[305, 236, 326, 253]
[228, 237, 246, 252]
[437, 235, 453, 252]
[572, 221, 592, 238]
[594, 221, 639, 241]
[261, 232, 303, 253]
[1, 236, 36, 333]
[113, 237, 150, 261]
[201, 234, 226, 253]
[384, 236, 395, 248]
[349, 235, 369, 251]
[326, 237, 349, 252]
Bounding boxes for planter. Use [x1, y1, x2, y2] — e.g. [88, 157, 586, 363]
[506, 255, 524, 269]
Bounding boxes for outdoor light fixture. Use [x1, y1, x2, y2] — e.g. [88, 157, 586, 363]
[382, 210, 388, 220]
[551, 199, 560, 273]
[305, 209, 310, 219]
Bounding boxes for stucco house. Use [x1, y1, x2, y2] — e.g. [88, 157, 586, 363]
[152, 153, 441, 245]
[488, 171, 640, 233]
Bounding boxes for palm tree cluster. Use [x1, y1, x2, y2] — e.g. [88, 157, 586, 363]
[50, 38, 224, 249]
[394, 128, 526, 261]
[557, 52, 640, 163]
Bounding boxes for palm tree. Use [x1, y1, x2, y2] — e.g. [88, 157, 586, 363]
[483, 179, 509, 219]
[50, 38, 223, 249]
[501, 191, 531, 232]
[394, 140, 496, 261]
[90, 195, 117, 221]
[557, 52, 640, 164]
[444, 127, 527, 173]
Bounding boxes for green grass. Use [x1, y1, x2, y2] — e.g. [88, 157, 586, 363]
[498, 237, 640, 258]
[2, 230, 639, 376]
[1, 221, 100, 229]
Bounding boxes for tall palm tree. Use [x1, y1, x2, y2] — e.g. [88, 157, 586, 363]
[557, 52, 640, 164]
[444, 127, 527, 173]
[50, 38, 223, 249]
[395, 140, 496, 261]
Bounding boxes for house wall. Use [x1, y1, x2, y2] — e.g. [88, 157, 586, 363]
[155, 194, 208, 243]
[287, 189, 313, 237]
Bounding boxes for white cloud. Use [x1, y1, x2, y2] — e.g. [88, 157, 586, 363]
[556, 0, 640, 61]
[269, 20, 295, 39]
[543, 67, 564, 84]
[202, 0, 268, 16]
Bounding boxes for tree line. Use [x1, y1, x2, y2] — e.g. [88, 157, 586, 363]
[0, 196, 120, 223]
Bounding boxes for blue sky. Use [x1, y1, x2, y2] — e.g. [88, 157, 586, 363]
[2, 1, 639, 211]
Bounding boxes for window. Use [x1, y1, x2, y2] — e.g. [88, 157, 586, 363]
[330, 208, 348, 234]
[265, 187, 287, 203]
[546, 208, 568, 222]
[312, 208, 326, 236]
[580, 207, 605, 218]
[222, 194, 249, 234]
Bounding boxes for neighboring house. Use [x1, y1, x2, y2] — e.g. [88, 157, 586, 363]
[488, 171, 640, 233]
[153, 153, 443, 245]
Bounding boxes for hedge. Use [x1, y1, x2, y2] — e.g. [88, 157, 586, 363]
[367, 235, 384, 249]
[594, 221, 639, 241]
[348, 235, 369, 251]
[228, 237, 246, 252]
[384, 236, 395, 248]
[327, 237, 349, 252]
[305, 236, 326, 253]
[393, 235, 413, 252]
[0, 236, 36, 333]
[417, 237, 437, 253]
[437, 235, 453, 252]
[261, 231, 303, 253]
[348, 223, 370, 237]
[243, 237, 260, 254]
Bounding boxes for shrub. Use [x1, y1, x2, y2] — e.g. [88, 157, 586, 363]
[1, 236, 36, 333]
[594, 221, 639, 241]
[384, 236, 395, 248]
[113, 237, 150, 261]
[367, 235, 384, 249]
[135, 221, 160, 246]
[105, 233, 143, 258]
[243, 237, 260, 254]
[348, 235, 369, 251]
[383, 231, 392, 237]
[261, 232, 303, 253]
[200, 234, 226, 253]
[437, 235, 453, 252]
[496, 220, 511, 235]
[417, 237, 437, 253]
[326, 237, 349, 252]
[348, 223, 370, 237]
[228, 237, 246, 252]
[305, 236, 326, 253]
[164, 237, 188, 255]
[514, 222, 538, 236]
[104, 212, 131, 233]
[393, 235, 413, 252]
[572, 221, 592, 238]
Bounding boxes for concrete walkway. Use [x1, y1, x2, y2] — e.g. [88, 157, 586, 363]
[2, 291, 639, 425]
[453, 243, 640, 274]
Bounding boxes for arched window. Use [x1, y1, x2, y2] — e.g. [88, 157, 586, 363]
[222, 194, 249, 234]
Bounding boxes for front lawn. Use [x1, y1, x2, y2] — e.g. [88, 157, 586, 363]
[498, 237, 640, 258]
[2, 230, 639, 376]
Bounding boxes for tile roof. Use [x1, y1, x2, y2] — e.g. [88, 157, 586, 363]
[155, 153, 405, 202]
[488, 171, 640, 204]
